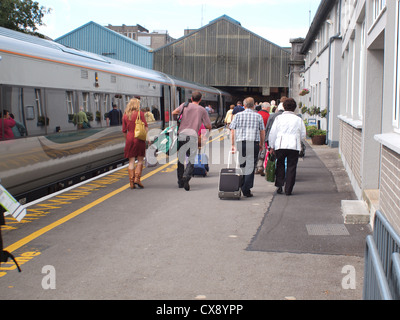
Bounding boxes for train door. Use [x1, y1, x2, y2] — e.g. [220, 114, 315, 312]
[162, 85, 171, 126]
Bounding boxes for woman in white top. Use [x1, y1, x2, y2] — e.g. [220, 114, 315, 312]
[268, 98, 306, 195]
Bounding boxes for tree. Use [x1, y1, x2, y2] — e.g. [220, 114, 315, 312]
[0, 0, 51, 36]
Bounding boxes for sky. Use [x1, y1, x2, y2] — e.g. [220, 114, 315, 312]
[36, 0, 322, 48]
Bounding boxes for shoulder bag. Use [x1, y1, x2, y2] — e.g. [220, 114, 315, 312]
[134, 111, 147, 141]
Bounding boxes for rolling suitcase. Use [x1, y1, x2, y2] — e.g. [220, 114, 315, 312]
[192, 153, 209, 177]
[218, 151, 242, 200]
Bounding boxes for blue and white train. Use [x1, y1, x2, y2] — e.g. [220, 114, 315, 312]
[0, 27, 232, 202]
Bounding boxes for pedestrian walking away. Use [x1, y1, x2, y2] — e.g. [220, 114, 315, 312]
[107, 103, 123, 126]
[73, 106, 89, 130]
[268, 98, 306, 196]
[232, 101, 245, 116]
[256, 102, 271, 175]
[123, 98, 148, 189]
[172, 91, 212, 191]
[229, 97, 265, 198]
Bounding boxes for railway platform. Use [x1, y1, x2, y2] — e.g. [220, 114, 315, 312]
[0, 129, 371, 301]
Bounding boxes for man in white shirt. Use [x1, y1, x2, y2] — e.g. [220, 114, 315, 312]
[268, 98, 306, 196]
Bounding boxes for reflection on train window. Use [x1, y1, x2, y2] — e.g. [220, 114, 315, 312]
[35, 89, 43, 117]
[82, 92, 90, 112]
[66, 91, 74, 121]
[26, 106, 34, 120]
[94, 93, 100, 112]
[103, 94, 110, 120]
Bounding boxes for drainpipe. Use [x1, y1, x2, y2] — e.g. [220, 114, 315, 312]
[326, 0, 342, 146]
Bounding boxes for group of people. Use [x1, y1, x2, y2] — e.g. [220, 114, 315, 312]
[122, 92, 306, 197]
[228, 96, 306, 196]
[0, 110, 26, 140]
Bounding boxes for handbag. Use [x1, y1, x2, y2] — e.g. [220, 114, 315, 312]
[134, 111, 147, 141]
[265, 152, 276, 183]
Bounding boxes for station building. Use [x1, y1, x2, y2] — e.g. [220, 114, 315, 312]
[153, 15, 291, 103]
[106, 24, 175, 50]
[55, 21, 153, 69]
[298, 0, 400, 235]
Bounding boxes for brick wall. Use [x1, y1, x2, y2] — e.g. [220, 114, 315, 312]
[339, 120, 362, 189]
[380, 146, 400, 235]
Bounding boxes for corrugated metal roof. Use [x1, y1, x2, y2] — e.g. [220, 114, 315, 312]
[154, 15, 290, 88]
[55, 21, 153, 69]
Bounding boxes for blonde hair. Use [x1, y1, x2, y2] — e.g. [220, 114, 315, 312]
[124, 98, 140, 120]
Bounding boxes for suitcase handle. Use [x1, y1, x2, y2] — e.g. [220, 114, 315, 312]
[227, 151, 240, 169]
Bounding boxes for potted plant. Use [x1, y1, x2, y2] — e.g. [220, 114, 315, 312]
[96, 111, 101, 122]
[37, 116, 49, 126]
[306, 125, 317, 137]
[299, 88, 310, 96]
[308, 128, 326, 145]
[85, 112, 93, 122]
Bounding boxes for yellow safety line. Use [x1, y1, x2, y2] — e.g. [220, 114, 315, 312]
[4, 159, 178, 253]
[4, 131, 226, 253]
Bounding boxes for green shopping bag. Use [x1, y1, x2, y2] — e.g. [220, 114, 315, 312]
[265, 152, 276, 183]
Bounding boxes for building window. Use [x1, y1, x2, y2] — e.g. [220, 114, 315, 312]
[358, 21, 366, 120]
[394, 0, 400, 130]
[373, 0, 386, 21]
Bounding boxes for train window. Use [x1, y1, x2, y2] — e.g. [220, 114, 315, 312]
[35, 89, 43, 117]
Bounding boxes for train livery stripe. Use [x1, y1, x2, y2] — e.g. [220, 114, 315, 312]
[0, 48, 223, 96]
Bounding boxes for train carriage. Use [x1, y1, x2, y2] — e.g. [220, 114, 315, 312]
[0, 27, 231, 202]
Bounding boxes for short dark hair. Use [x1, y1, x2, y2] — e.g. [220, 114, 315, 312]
[192, 91, 202, 102]
[283, 98, 297, 112]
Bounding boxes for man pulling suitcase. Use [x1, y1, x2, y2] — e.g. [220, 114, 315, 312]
[229, 97, 265, 198]
[171, 91, 212, 191]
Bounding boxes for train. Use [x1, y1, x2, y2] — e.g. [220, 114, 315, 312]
[0, 27, 232, 203]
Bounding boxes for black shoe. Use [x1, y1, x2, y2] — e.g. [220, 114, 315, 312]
[243, 191, 253, 198]
[183, 177, 190, 191]
[178, 180, 184, 188]
[277, 187, 283, 194]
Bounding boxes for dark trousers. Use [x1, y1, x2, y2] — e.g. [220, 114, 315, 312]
[275, 149, 299, 195]
[237, 141, 259, 195]
[177, 134, 198, 183]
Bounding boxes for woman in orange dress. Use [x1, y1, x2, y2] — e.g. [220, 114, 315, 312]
[122, 98, 148, 189]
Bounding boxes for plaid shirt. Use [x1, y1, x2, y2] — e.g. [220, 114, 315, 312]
[229, 108, 265, 142]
